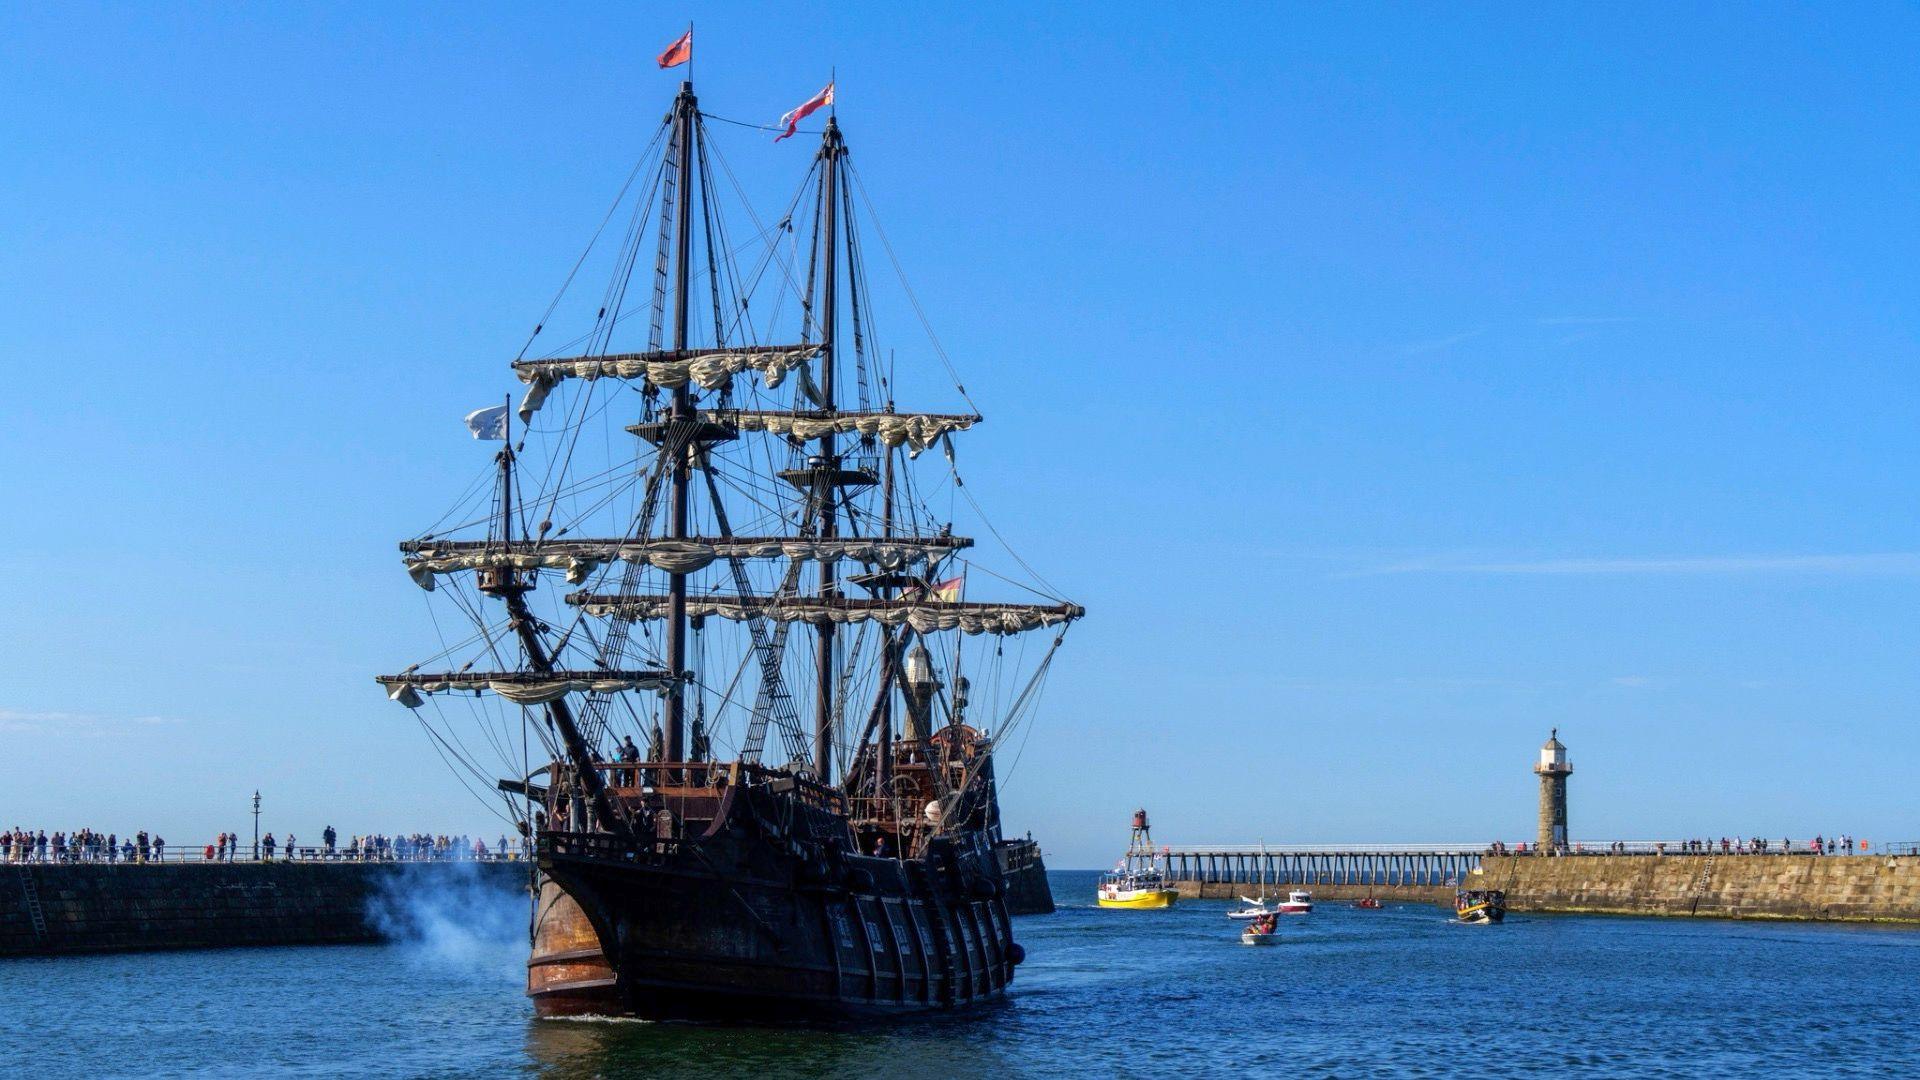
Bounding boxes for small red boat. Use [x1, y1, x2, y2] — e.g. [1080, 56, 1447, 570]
[1352, 897, 1383, 910]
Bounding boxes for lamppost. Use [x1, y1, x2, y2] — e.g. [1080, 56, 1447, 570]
[252, 790, 262, 862]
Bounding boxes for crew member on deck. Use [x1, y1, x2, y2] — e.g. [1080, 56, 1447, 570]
[618, 735, 640, 787]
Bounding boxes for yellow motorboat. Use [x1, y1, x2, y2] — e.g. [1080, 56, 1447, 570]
[1098, 808, 1180, 908]
[1097, 868, 1179, 909]
[1455, 888, 1506, 924]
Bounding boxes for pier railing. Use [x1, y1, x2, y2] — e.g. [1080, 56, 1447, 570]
[1167, 840, 1875, 855]
[1148, 847, 1486, 888]
[1548, 839, 1877, 856]
[1166, 844, 1487, 854]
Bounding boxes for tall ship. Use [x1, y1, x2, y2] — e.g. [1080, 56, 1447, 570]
[377, 67, 1080, 1020]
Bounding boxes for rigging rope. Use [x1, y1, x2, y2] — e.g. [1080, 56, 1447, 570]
[514, 117, 671, 363]
[846, 160, 983, 416]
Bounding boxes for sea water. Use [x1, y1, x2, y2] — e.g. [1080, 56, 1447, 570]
[3, 869, 1917, 1077]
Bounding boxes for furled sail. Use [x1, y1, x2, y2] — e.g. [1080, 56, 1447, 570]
[375, 669, 674, 709]
[400, 535, 970, 589]
[567, 594, 1084, 636]
[727, 411, 979, 455]
[513, 344, 821, 420]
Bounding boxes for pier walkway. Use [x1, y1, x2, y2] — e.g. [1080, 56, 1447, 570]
[1146, 845, 1483, 891]
[1144, 838, 1892, 891]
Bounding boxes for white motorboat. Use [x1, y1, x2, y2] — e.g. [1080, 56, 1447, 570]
[1227, 895, 1279, 920]
[1278, 890, 1313, 914]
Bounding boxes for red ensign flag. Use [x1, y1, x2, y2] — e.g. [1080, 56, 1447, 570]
[657, 30, 692, 69]
[773, 82, 834, 142]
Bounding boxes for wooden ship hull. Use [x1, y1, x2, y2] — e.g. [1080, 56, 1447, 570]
[525, 788, 1018, 1019]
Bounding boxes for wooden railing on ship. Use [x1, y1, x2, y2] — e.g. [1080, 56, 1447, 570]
[996, 839, 1044, 874]
[539, 830, 680, 865]
[579, 759, 846, 813]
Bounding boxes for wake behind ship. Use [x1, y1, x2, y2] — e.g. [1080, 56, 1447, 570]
[377, 62, 1080, 1020]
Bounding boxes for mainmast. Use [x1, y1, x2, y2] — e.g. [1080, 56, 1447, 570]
[811, 117, 846, 782]
[664, 80, 698, 769]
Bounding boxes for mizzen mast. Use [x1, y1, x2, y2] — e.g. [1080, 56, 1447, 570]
[490, 415, 624, 837]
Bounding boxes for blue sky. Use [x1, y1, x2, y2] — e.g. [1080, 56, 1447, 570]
[4, 5, 1919, 865]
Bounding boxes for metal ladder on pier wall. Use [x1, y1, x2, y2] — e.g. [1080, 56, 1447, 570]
[1689, 853, 1717, 915]
[16, 866, 48, 942]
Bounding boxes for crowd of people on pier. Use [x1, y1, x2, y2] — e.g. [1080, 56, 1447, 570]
[4, 828, 167, 863]
[3, 824, 523, 863]
[1489, 835, 1868, 856]
[1658, 835, 1865, 855]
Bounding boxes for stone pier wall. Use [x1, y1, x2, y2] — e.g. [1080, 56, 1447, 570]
[0, 861, 527, 957]
[1476, 853, 1920, 923]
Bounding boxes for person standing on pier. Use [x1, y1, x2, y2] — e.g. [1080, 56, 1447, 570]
[285, 833, 295, 860]
[323, 825, 336, 856]
[263, 833, 275, 860]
